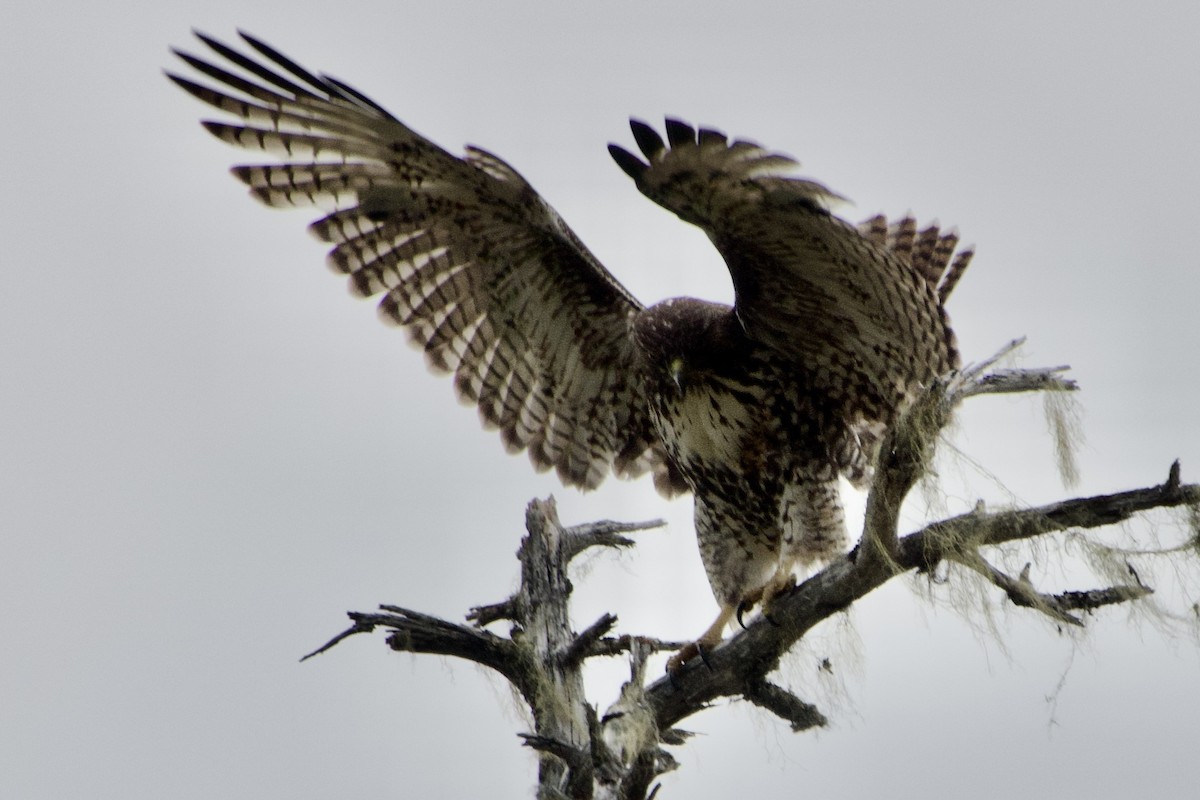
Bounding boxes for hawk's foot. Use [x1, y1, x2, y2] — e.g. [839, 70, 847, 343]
[666, 641, 713, 675]
[759, 571, 797, 624]
[666, 603, 735, 675]
[733, 570, 797, 629]
[735, 594, 780, 629]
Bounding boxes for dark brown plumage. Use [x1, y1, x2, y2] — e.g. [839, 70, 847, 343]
[169, 32, 973, 669]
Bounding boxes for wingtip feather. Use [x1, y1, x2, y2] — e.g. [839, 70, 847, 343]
[629, 119, 665, 160]
[697, 126, 727, 146]
[663, 118, 696, 148]
[608, 144, 646, 182]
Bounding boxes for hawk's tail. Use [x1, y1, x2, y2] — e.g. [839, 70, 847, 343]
[857, 214, 974, 306]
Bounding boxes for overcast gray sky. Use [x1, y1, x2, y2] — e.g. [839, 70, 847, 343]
[3, 2, 1199, 798]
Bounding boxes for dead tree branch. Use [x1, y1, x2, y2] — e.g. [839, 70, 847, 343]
[304, 348, 1200, 798]
[744, 679, 828, 732]
[643, 460, 1197, 739]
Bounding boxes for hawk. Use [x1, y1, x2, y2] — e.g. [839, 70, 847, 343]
[169, 32, 972, 671]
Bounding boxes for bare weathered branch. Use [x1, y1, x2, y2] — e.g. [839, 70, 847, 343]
[305, 355, 1198, 798]
[861, 379, 946, 566]
[565, 614, 620, 668]
[591, 635, 690, 658]
[950, 339, 1077, 404]
[952, 554, 1154, 626]
[909, 464, 1200, 555]
[520, 733, 589, 763]
[858, 340, 1047, 568]
[374, 604, 530, 684]
[1167, 459, 1182, 492]
[744, 679, 827, 732]
[957, 366, 1077, 399]
[299, 615, 379, 661]
[563, 518, 666, 562]
[955, 556, 1086, 626]
[520, 733, 593, 798]
[1056, 584, 1155, 613]
[467, 597, 520, 627]
[515, 499, 593, 794]
[959, 337, 1027, 380]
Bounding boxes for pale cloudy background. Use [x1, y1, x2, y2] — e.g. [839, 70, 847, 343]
[3, 2, 1199, 798]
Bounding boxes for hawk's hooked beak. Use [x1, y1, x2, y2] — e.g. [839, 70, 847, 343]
[669, 357, 685, 394]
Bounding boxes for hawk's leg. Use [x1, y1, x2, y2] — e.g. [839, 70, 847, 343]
[677, 494, 779, 671]
[666, 602, 736, 674]
[760, 559, 799, 618]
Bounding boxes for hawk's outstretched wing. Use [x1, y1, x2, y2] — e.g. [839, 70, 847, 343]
[169, 32, 661, 489]
[609, 119, 972, 430]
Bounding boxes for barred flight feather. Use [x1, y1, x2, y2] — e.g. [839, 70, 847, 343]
[613, 117, 971, 448]
[173, 32, 661, 488]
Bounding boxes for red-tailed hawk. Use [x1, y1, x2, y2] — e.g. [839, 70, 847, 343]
[169, 32, 971, 671]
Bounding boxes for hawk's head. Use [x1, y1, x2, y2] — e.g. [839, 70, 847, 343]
[634, 297, 747, 394]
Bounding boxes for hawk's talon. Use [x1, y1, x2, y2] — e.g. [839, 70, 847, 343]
[736, 601, 753, 630]
[757, 572, 797, 628]
[696, 642, 714, 672]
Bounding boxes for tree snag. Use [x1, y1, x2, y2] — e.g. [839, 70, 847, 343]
[303, 347, 1200, 799]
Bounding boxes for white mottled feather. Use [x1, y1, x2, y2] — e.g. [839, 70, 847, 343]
[170, 33, 661, 489]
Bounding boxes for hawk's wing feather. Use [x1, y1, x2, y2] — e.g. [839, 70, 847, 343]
[857, 214, 974, 306]
[170, 33, 662, 490]
[610, 118, 969, 428]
